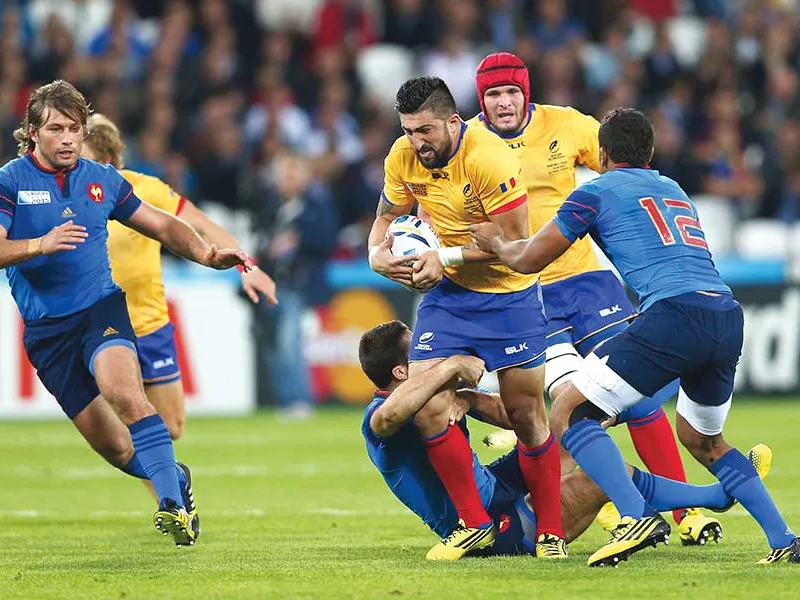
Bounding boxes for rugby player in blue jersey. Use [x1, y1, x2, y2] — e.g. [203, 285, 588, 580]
[470, 108, 799, 566]
[0, 80, 249, 546]
[358, 320, 756, 558]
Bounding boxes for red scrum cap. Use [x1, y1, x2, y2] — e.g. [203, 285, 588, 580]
[475, 52, 530, 116]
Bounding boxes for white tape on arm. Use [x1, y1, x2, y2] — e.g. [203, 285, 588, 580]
[437, 246, 465, 268]
[368, 246, 380, 269]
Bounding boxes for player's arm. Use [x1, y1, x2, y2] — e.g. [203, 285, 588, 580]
[470, 187, 600, 274]
[370, 355, 485, 438]
[121, 202, 248, 270]
[453, 389, 513, 430]
[178, 199, 277, 304]
[367, 155, 418, 285]
[570, 108, 602, 173]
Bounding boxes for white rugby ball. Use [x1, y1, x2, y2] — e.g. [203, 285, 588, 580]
[386, 215, 441, 292]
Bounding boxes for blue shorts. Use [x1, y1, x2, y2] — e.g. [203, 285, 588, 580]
[410, 278, 547, 371]
[597, 292, 743, 407]
[542, 270, 637, 356]
[22, 290, 137, 419]
[138, 322, 181, 385]
[483, 449, 536, 556]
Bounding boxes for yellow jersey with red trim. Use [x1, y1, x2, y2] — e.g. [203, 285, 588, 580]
[382, 122, 536, 293]
[468, 103, 602, 285]
[107, 170, 185, 337]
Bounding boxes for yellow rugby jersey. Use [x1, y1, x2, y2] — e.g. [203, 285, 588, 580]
[107, 170, 185, 336]
[468, 104, 602, 285]
[382, 122, 537, 293]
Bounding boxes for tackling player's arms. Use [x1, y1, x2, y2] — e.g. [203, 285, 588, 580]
[370, 354, 485, 437]
[469, 219, 573, 275]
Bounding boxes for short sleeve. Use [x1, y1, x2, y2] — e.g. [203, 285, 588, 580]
[109, 176, 142, 221]
[0, 180, 15, 232]
[471, 142, 527, 216]
[381, 148, 415, 207]
[569, 108, 601, 172]
[553, 188, 602, 241]
[149, 177, 184, 215]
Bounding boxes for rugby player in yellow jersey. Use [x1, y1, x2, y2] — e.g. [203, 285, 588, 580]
[368, 77, 566, 560]
[81, 114, 277, 509]
[470, 52, 722, 546]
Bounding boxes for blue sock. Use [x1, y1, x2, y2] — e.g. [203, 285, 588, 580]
[129, 414, 183, 508]
[562, 420, 651, 518]
[631, 466, 731, 511]
[709, 449, 795, 549]
[119, 453, 147, 479]
[118, 452, 186, 490]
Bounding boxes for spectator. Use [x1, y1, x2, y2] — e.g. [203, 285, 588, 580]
[252, 152, 339, 418]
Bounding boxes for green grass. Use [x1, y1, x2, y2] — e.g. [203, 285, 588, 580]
[0, 400, 798, 599]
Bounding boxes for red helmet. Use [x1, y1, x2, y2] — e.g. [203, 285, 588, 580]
[475, 52, 530, 116]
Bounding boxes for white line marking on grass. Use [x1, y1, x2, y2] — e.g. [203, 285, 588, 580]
[308, 508, 409, 517]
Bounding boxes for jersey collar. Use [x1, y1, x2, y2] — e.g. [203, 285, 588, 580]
[374, 390, 390, 398]
[478, 103, 535, 139]
[444, 120, 468, 165]
[613, 163, 651, 169]
[25, 150, 80, 174]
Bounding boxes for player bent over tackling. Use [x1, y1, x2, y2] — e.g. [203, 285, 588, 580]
[0, 80, 249, 546]
[358, 321, 767, 559]
[470, 108, 799, 566]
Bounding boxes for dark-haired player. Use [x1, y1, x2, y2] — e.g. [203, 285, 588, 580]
[358, 320, 759, 559]
[470, 108, 799, 567]
[367, 76, 564, 559]
[469, 51, 720, 545]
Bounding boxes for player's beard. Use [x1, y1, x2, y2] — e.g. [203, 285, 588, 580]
[489, 104, 526, 135]
[40, 144, 80, 170]
[416, 135, 453, 170]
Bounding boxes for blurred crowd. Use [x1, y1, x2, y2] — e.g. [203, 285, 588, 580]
[3, 0, 800, 279]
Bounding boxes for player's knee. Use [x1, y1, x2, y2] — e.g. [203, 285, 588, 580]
[165, 414, 185, 440]
[104, 385, 153, 423]
[567, 400, 609, 428]
[92, 432, 134, 468]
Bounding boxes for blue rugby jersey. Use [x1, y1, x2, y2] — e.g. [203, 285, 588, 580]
[0, 153, 142, 321]
[361, 391, 496, 538]
[553, 166, 731, 311]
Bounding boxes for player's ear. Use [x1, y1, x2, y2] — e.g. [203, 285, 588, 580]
[392, 363, 409, 382]
[598, 147, 608, 172]
[648, 146, 655, 164]
[29, 125, 39, 144]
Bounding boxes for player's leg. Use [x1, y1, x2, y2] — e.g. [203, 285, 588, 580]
[84, 292, 195, 545]
[677, 331, 799, 566]
[145, 381, 185, 439]
[411, 358, 495, 559]
[496, 362, 566, 556]
[138, 323, 185, 440]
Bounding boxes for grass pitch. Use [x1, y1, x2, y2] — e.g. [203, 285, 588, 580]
[0, 399, 798, 599]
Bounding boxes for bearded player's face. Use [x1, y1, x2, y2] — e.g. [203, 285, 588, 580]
[483, 85, 527, 135]
[31, 109, 84, 170]
[400, 109, 459, 169]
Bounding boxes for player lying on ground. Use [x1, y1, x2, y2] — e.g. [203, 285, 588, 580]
[470, 108, 800, 566]
[358, 320, 765, 558]
[0, 80, 248, 546]
[81, 114, 277, 519]
[470, 51, 718, 544]
[368, 76, 565, 560]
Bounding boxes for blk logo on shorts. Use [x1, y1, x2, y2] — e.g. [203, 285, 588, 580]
[599, 305, 622, 317]
[152, 357, 176, 370]
[504, 342, 529, 355]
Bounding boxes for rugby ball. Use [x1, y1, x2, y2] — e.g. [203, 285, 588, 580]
[386, 215, 441, 292]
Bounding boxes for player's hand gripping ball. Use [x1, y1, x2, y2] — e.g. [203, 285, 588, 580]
[386, 215, 441, 292]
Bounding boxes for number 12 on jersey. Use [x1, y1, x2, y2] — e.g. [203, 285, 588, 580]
[639, 197, 708, 250]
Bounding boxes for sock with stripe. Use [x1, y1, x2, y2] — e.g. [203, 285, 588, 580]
[517, 434, 564, 538]
[631, 466, 731, 511]
[129, 414, 184, 508]
[627, 408, 689, 524]
[709, 449, 795, 549]
[118, 452, 187, 490]
[562, 419, 652, 519]
[423, 423, 492, 529]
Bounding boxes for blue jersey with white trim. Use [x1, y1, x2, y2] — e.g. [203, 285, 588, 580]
[0, 154, 142, 321]
[553, 167, 730, 311]
[361, 392, 496, 538]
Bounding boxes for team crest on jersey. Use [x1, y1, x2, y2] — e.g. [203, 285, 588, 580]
[498, 514, 511, 534]
[549, 139, 560, 153]
[88, 183, 104, 203]
[405, 182, 427, 196]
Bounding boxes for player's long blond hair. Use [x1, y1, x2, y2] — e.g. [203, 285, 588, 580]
[13, 79, 91, 156]
[85, 113, 126, 169]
